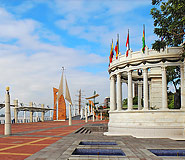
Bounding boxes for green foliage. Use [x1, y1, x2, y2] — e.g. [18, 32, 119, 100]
[166, 66, 180, 92]
[151, 0, 185, 50]
[168, 91, 174, 109]
[104, 111, 109, 119]
[122, 98, 127, 105]
[152, 40, 166, 52]
[98, 105, 103, 109]
[0, 114, 5, 117]
[133, 96, 138, 105]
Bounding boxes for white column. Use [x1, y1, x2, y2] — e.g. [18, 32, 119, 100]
[100, 112, 103, 120]
[143, 68, 149, 110]
[117, 73, 122, 111]
[85, 106, 88, 123]
[161, 66, 168, 110]
[14, 99, 18, 123]
[73, 106, 76, 116]
[50, 110, 52, 120]
[36, 112, 39, 122]
[29, 102, 33, 122]
[92, 108, 95, 122]
[69, 104, 72, 125]
[180, 63, 185, 110]
[5, 87, 11, 135]
[41, 104, 44, 122]
[91, 105, 93, 115]
[128, 70, 133, 110]
[110, 76, 116, 111]
[149, 82, 152, 109]
[138, 82, 142, 110]
[23, 111, 26, 123]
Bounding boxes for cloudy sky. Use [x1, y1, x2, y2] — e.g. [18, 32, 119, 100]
[0, 0, 158, 112]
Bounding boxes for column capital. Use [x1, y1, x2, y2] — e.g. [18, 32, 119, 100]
[161, 65, 167, 71]
[138, 82, 143, 85]
[143, 67, 148, 72]
[110, 75, 115, 80]
[117, 72, 122, 77]
[180, 63, 185, 69]
[128, 70, 132, 74]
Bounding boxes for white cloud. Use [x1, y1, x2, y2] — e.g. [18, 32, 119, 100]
[0, 7, 108, 113]
[54, 0, 154, 52]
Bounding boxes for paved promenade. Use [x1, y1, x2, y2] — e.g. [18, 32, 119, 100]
[0, 120, 104, 160]
[1, 120, 185, 160]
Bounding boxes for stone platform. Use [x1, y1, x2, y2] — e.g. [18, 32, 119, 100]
[105, 110, 185, 140]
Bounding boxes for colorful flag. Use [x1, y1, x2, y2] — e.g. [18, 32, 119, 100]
[109, 39, 114, 63]
[142, 24, 145, 53]
[161, 36, 164, 41]
[126, 30, 129, 57]
[115, 34, 119, 59]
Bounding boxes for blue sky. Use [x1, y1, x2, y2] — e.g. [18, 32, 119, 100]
[0, 0, 158, 112]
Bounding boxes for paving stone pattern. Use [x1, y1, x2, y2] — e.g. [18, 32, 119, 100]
[26, 125, 185, 160]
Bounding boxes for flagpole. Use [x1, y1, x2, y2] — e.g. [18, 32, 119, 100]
[117, 34, 119, 55]
[128, 29, 130, 50]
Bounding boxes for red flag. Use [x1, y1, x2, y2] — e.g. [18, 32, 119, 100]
[115, 38, 119, 59]
[126, 30, 129, 57]
[109, 40, 114, 63]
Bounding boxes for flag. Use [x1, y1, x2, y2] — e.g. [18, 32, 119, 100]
[126, 30, 129, 57]
[142, 24, 145, 53]
[109, 39, 114, 63]
[161, 36, 164, 41]
[115, 34, 119, 59]
[65, 77, 72, 104]
[56, 71, 64, 104]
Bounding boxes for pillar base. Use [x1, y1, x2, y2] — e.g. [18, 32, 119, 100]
[106, 110, 185, 140]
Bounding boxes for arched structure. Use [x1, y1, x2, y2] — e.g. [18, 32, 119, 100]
[105, 46, 185, 139]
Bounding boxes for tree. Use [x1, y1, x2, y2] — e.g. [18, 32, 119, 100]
[151, 0, 184, 108]
[151, 0, 185, 51]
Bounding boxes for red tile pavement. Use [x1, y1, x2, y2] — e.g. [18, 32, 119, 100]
[0, 120, 108, 160]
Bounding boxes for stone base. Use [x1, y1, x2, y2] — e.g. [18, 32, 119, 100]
[105, 110, 185, 140]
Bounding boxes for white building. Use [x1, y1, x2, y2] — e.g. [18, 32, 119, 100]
[105, 46, 185, 140]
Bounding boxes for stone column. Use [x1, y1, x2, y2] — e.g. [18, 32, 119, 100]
[92, 108, 95, 122]
[128, 70, 133, 110]
[110, 76, 116, 111]
[180, 63, 185, 110]
[36, 112, 39, 122]
[117, 73, 122, 111]
[23, 111, 26, 123]
[100, 112, 103, 120]
[50, 110, 52, 120]
[149, 82, 152, 109]
[69, 104, 72, 125]
[143, 68, 149, 110]
[29, 102, 33, 122]
[161, 66, 168, 110]
[41, 104, 45, 122]
[85, 106, 88, 123]
[138, 82, 142, 110]
[5, 87, 11, 135]
[14, 99, 18, 123]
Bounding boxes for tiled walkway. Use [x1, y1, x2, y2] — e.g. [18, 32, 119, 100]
[0, 120, 107, 160]
[1, 120, 185, 160]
